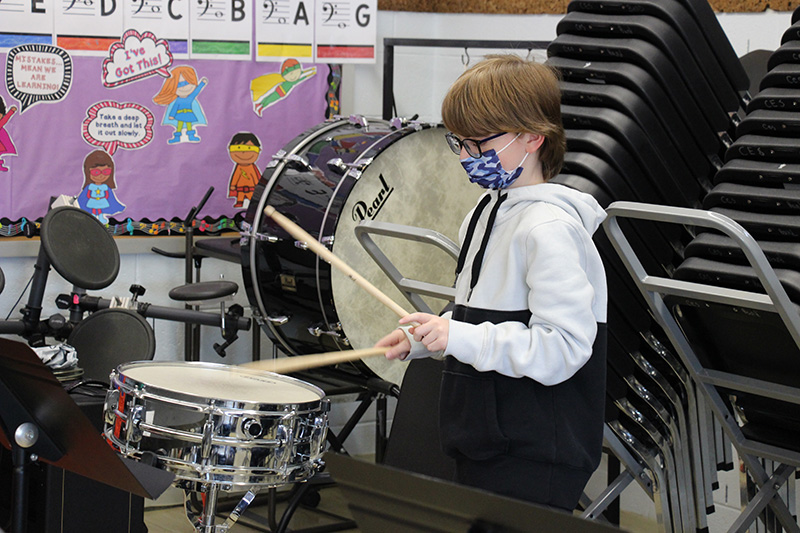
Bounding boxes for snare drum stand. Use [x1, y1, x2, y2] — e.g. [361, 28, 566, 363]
[183, 483, 259, 533]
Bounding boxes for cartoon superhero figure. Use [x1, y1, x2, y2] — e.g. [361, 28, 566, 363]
[251, 59, 316, 116]
[0, 96, 18, 172]
[77, 150, 125, 224]
[227, 132, 262, 208]
[153, 66, 208, 144]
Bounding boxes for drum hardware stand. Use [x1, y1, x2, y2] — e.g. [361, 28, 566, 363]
[0, 339, 173, 533]
[182, 483, 260, 533]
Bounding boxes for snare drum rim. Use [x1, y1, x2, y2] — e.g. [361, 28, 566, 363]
[111, 360, 326, 412]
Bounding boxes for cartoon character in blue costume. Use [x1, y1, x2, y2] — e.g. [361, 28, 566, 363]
[153, 65, 208, 144]
[77, 150, 125, 224]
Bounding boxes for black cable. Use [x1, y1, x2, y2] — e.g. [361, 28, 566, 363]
[5, 271, 34, 320]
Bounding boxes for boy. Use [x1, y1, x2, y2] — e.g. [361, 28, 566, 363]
[376, 55, 608, 511]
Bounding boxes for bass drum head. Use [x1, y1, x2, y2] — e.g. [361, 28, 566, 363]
[331, 126, 482, 385]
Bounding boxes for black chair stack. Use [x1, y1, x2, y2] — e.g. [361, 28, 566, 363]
[546, 1, 753, 530]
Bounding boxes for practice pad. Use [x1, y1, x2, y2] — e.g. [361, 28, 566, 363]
[561, 104, 701, 207]
[549, 33, 730, 133]
[685, 232, 800, 271]
[557, 12, 739, 113]
[561, 80, 711, 177]
[68, 308, 156, 382]
[703, 182, 800, 215]
[547, 56, 720, 155]
[40, 206, 120, 290]
[0, 266, 4, 295]
[708, 206, 800, 242]
[747, 88, 800, 114]
[567, 0, 744, 100]
[794, 5, 800, 25]
[714, 158, 800, 187]
[736, 109, 800, 138]
[760, 63, 800, 92]
[725, 134, 800, 163]
[768, 41, 800, 71]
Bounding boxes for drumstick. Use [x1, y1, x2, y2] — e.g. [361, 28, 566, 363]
[243, 346, 390, 374]
[264, 205, 410, 318]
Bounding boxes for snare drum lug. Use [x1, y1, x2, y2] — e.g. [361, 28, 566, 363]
[127, 405, 144, 443]
[104, 389, 120, 425]
[200, 419, 215, 461]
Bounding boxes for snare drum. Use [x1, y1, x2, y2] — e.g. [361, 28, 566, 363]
[104, 361, 328, 490]
[241, 117, 481, 385]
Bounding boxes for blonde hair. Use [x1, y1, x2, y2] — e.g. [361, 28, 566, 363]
[441, 54, 565, 181]
[153, 66, 199, 105]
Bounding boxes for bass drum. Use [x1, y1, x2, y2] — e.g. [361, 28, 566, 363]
[242, 117, 482, 386]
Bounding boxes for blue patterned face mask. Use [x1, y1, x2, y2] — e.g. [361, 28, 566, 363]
[460, 134, 529, 189]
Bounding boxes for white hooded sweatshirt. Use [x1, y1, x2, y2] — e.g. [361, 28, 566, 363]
[406, 182, 608, 386]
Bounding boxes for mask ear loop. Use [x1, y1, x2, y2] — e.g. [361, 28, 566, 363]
[495, 133, 521, 155]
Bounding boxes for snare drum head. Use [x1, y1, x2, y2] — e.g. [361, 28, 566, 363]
[331, 127, 482, 384]
[117, 361, 324, 405]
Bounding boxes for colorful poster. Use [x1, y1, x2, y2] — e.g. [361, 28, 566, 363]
[190, 0, 252, 61]
[55, 0, 125, 56]
[315, 0, 376, 63]
[0, 0, 54, 49]
[256, 0, 314, 63]
[0, 41, 336, 234]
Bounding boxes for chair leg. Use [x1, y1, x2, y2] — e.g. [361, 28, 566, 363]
[730, 463, 796, 533]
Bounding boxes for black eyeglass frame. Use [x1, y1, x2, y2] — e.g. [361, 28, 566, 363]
[444, 132, 507, 158]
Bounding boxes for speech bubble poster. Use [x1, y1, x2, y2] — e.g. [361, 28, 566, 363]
[0, 36, 336, 232]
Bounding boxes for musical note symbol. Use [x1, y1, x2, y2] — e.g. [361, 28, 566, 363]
[126, 218, 134, 235]
[198, 0, 209, 16]
[263, 0, 274, 19]
[322, 2, 335, 23]
[133, 0, 145, 14]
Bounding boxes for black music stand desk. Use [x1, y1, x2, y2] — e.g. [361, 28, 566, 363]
[324, 452, 619, 533]
[0, 338, 174, 532]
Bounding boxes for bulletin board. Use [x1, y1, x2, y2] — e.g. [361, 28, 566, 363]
[0, 0, 379, 237]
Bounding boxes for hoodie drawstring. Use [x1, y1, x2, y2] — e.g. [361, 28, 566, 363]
[456, 192, 508, 301]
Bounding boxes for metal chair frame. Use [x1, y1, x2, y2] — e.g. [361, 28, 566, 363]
[604, 200, 800, 533]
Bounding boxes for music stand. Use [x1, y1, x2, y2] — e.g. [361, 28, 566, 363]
[323, 453, 619, 533]
[0, 338, 174, 533]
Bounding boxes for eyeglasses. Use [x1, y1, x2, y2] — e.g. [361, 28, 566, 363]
[445, 132, 506, 158]
[90, 168, 112, 176]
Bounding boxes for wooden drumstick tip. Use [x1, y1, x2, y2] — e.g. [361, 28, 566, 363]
[263, 205, 276, 217]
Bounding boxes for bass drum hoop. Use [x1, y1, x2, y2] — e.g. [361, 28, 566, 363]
[246, 118, 353, 356]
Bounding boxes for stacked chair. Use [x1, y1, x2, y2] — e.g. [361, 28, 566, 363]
[543, 0, 793, 531]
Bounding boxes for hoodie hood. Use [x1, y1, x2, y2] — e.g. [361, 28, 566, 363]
[490, 182, 607, 235]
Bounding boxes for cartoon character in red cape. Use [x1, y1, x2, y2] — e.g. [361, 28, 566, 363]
[0, 96, 18, 172]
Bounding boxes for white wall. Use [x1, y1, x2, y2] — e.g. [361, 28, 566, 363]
[0, 5, 796, 524]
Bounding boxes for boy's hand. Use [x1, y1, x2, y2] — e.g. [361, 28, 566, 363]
[375, 329, 410, 360]
[401, 313, 449, 353]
